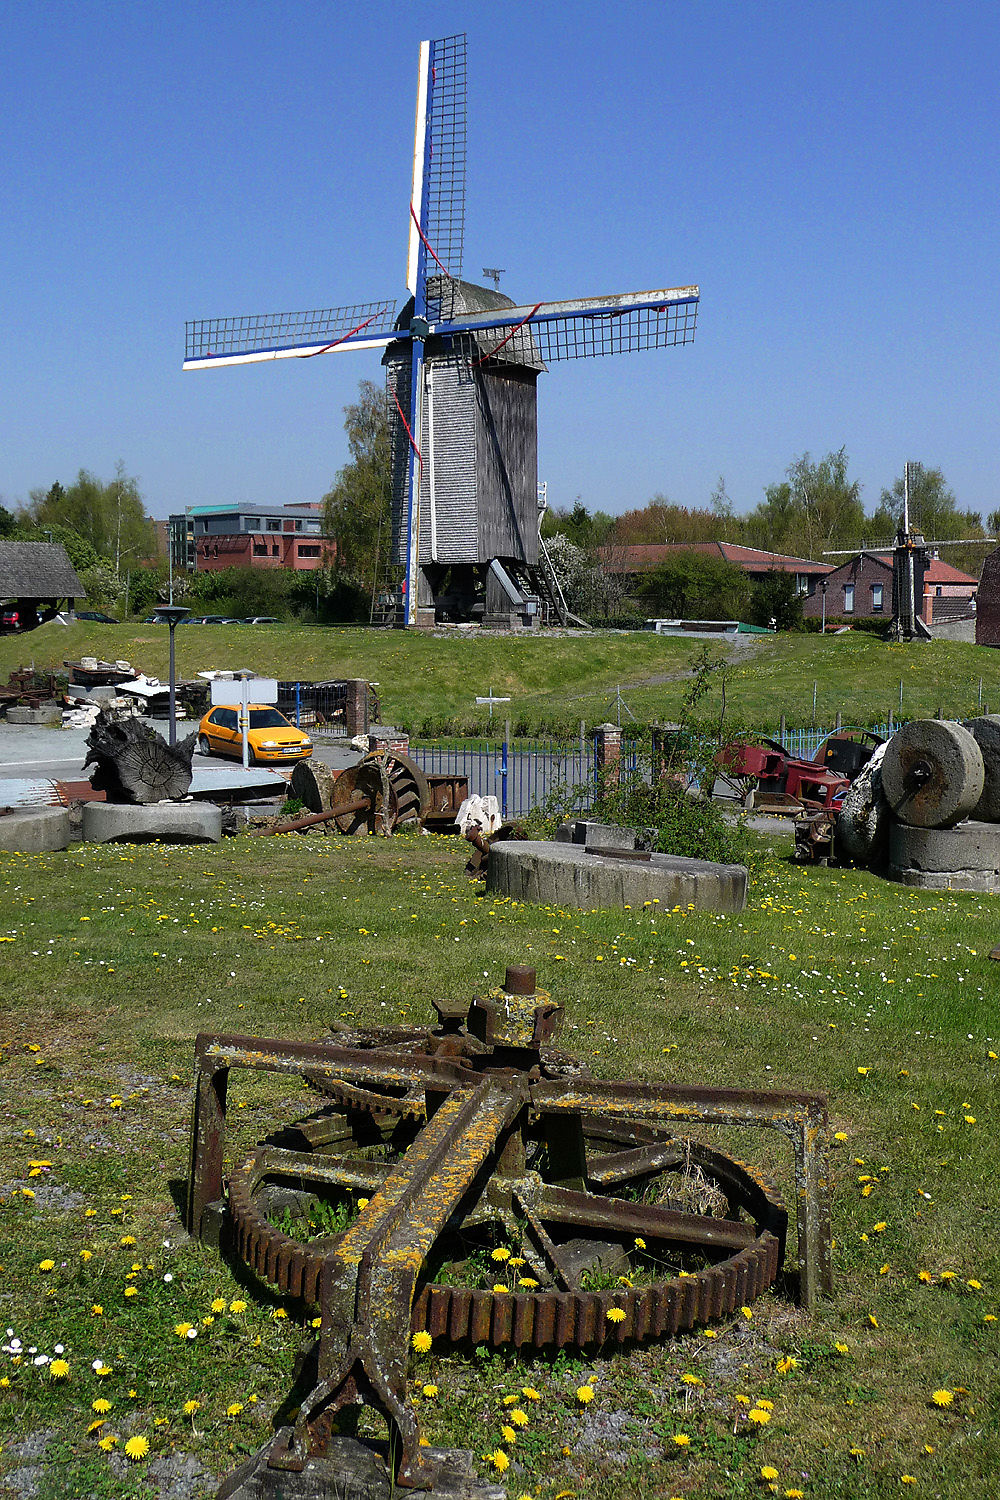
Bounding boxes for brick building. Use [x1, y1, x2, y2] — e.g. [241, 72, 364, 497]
[168, 502, 334, 574]
[975, 547, 1000, 645]
[801, 552, 977, 627]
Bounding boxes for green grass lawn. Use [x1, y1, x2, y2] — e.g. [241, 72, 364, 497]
[4, 620, 1000, 735]
[0, 831, 996, 1497]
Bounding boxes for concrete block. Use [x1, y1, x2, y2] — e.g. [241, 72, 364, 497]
[888, 818, 1000, 891]
[82, 800, 222, 845]
[962, 716, 1000, 822]
[7, 704, 62, 726]
[554, 820, 646, 850]
[0, 807, 71, 853]
[487, 839, 747, 913]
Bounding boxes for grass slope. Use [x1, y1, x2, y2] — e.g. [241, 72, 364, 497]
[2, 621, 1000, 733]
[0, 832, 996, 1498]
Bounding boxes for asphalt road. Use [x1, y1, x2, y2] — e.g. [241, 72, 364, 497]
[0, 722, 357, 780]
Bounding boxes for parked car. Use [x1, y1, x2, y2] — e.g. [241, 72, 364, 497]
[243, 616, 280, 625]
[75, 610, 119, 624]
[197, 704, 313, 764]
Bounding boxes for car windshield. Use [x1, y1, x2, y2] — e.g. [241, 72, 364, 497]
[249, 709, 291, 729]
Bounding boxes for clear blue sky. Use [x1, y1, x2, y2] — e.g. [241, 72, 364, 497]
[4, 0, 998, 527]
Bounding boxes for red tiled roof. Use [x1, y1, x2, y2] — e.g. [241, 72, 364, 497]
[874, 555, 978, 586]
[601, 542, 832, 574]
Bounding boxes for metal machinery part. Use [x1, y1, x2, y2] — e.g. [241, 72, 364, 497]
[881, 719, 985, 828]
[188, 967, 831, 1494]
[330, 750, 430, 835]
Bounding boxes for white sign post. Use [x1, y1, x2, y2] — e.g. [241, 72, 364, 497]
[209, 673, 278, 769]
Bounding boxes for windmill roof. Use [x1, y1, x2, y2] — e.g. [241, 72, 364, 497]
[392, 277, 546, 371]
[0, 542, 84, 600]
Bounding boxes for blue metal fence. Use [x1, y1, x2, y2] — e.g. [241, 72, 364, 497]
[410, 737, 640, 820]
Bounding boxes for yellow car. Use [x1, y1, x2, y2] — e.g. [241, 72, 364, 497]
[197, 704, 313, 764]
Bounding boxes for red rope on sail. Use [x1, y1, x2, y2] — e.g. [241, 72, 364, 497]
[301, 311, 382, 358]
[409, 203, 452, 279]
[473, 305, 542, 366]
[392, 387, 423, 480]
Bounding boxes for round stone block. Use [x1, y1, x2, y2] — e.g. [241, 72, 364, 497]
[881, 720, 984, 828]
[962, 716, 1000, 822]
[0, 807, 70, 853]
[82, 800, 222, 844]
[487, 839, 747, 913]
[888, 819, 1000, 892]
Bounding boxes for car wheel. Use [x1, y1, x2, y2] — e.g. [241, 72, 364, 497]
[198, 735, 212, 756]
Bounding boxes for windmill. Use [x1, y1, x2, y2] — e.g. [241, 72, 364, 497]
[183, 33, 699, 628]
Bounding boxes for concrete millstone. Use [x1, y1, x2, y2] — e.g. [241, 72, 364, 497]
[880, 719, 984, 829]
[0, 807, 71, 853]
[82, 800, 222, 845]
[888, 820, 1000, 892]
[961, 716, 1000, 822]
[487, 839, 747, 913]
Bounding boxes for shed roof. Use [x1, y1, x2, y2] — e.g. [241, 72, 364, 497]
[0, 542, 84, 600]
[601, 541, 832, 575]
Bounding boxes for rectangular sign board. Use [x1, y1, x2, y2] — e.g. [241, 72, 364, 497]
[210, 677, 278, 706]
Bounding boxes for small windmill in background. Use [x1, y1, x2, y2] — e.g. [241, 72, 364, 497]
[184, 33, 699, 627]
[824, 462, 994, 640]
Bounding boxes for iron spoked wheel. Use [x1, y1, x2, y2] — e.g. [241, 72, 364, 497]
[361, 749, 429, 828]
[330, 762, 400, 835]
[226, 1067, 787, 1351]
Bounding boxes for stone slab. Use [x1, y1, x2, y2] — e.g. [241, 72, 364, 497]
[962, 716, 1000, 822]
[554, 819, 647, 850]
[0, 807, 71, 852]
[82, 800, 222, 844]
[7, 704, 62, 726]
[488, 839, 747, 913]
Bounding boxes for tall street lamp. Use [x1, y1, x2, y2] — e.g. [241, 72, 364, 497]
[157, 606, 190, 746]
[821, 580, 827, 635]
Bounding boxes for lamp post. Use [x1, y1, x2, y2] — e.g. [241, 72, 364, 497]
[821, 580, 827, 635]
[156, 606, 190, 746]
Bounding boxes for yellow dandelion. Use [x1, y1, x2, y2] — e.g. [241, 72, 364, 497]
[95, 1364, 112, 1378]
[518, 1277, 539, 1289]
[79, 1249, 92, 1261]
[124, 1435, 149, 1462]
[229, 1299, 248, 1313]
[756, 1400, 774, 1410]
[510, 1408, 529, 1427]
[761, 1468, 779, 1483]
[521, 1386, 541, 1401]
[967, 1279, 982, 1290]
[124, 1287, 138, 1298]
[931, 1388, 954, 1407]
[227, 1402, 244, 1417]
[491, 1247, 511, 1263]
[38, 1259, 55, 1273]
[576, 1384, 595, 1404]
[411, 1331, 432, 1354]
[741, 1306, 753, 1320]
[747, 1408, 771, 1425]
[422, 1384, 438, 1398]
[271, 1307, 288, 1320]
[775, 1356, 797, 1374]
[92, 1398, 112, 1414]
[183, 1399, 200, 1416]
[868, 1314, 879, 1327]
[492, 1284, 507, 1293]
[91, 1305, 103, 1317]
[901, 1478, 916, 1486]
[49, 1359, 69, 1380]
[98, 1435, 117, 1452]
[672, 1432, 691, 1446]
[501, 1424, 516, 1444]
[634, 1236, 646, 1249]
[87, 1419, 106, 1434]
[174, 1322, 194, 1338]
[486, 1449, 509, 1473]
[211, 1298, 227, 1314]
[120, 1236, 136, 1247]
[785, 1491, 805, 1499]
[918, 1270, 933, 1283]
[606, 1307, 626, 1323]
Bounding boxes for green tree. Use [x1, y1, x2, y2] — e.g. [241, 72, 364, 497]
[870, 465, 982, 540]
[749, 569, 805, 631]
[541, 500, 615, 551]
[322, 380, 392, 595]
[23, 467, 154, 570]
[637, 552, 751, 620]
[746, 449, 864, 561]
[0, 503, 18, 538]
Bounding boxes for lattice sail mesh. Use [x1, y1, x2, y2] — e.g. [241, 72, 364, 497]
[185, 300, 399, 361]
[453, 301, 698, 366]
[423, 33, 467, 321]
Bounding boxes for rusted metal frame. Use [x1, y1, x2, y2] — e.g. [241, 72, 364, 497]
[246, 1145, 388, 1196]
[586, 1140, 685, 1186]
[530, 1182, 757, 1255]
[532, 1079, 831, 1307]
[187, 1032, 467, 1239]
[511, 1188, 578, 1290]
[287, 1079, 526, 1486]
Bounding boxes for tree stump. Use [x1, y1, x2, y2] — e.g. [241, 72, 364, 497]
[84, 709, 196, 804]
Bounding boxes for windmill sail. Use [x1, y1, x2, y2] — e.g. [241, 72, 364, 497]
[183, 300, 401, 369]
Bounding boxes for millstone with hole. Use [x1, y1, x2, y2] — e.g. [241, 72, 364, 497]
[881, 719, 984, 828]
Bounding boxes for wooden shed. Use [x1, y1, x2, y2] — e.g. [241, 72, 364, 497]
[0, 542, 84, 626]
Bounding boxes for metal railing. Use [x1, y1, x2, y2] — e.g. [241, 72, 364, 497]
[410, 737, 640, 820]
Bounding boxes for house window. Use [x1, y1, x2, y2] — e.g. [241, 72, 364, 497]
[245, 518, 259, 531]
[936, 586, 943, 597]
[267, 520, 281, 532]
[271, 544, 279, 556]
[252, 542, 268, 556]
[297, 544, 320, 558]
[843, 584, 855, 614]
[871, 583, 883, 613]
